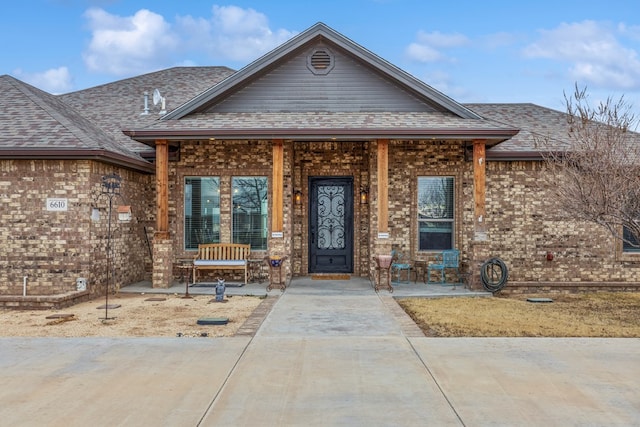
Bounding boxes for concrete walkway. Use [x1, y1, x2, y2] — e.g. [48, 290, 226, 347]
[1, 277, 638, 426]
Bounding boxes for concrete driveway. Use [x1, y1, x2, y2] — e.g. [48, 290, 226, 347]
[1, 277, 638, 426]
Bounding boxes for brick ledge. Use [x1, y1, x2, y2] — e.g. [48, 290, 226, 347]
[499, 281, 640, 294]
[0, 290, 92, 310]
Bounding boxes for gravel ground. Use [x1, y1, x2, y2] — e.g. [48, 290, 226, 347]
[0, 293, 263, 338]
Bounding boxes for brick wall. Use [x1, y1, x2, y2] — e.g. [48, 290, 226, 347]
[166, 139, 640, 287]
[292, 141, 370, 276]
[383, 142, 640, 287]
[168, 140, 283, 282]
[484, 160, 640, 285]
[0, 159, 154, 297]
[387, 140, 468, 262]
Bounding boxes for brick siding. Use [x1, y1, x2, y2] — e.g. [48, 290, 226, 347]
[5, 140, 640, 300]
[0, 159, 154, 300]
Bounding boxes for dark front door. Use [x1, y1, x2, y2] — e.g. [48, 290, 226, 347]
[308, 177, 354, 273]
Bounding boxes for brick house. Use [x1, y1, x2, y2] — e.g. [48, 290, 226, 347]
[2, 22, 639, 307]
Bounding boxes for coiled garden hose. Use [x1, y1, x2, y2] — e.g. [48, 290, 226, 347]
[480, 258, 509, 292]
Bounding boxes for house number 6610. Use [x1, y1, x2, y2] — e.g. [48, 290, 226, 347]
[47, 198, 68, 211]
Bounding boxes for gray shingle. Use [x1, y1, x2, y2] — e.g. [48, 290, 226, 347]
[0, 75, 138, 160]
[60, 66, 235, 153]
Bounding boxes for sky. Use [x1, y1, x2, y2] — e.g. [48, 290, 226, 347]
[3, 0, 640, 115]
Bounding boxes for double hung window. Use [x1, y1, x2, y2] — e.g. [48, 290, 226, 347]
[184, 177, 220, 250]
[232, 177, 268, 250]
[418, 176, 454, 251]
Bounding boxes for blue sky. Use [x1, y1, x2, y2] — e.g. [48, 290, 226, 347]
[3, 0, 640, 114]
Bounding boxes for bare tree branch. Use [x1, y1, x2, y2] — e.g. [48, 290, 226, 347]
[539, 84, 640, 247]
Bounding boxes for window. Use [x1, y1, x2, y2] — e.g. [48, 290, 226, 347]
[623, 226, 640, 252]
[418, 176, 454, 250]
[184, 177, 220, 250]
[232, 177, 268, 250]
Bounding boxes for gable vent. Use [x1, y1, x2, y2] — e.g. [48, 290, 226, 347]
[307, 48, 334, 75]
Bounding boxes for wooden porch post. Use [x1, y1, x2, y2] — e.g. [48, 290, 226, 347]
[473, 139, 487, 240]
[272, 139, 284, 234]
[377, 139, 389, 235]
[155, 139, 169, 239]
[152, 138, 173, 289]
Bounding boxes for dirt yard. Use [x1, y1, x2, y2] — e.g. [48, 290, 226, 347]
[0, 293, 264, 338]
[397, 292, 640, 337]
[4, 291, 639, 338]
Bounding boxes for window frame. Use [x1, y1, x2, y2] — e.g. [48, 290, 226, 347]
[622, 226, 640, 253]
[417, 175, 455, 252]
[231, 176, 268, 250]
[184, 176, 221, 251]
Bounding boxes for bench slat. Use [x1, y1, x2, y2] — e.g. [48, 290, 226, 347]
[192, 243, 251, 285]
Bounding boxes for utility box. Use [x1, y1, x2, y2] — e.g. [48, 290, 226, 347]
[76, 277, 87, 291]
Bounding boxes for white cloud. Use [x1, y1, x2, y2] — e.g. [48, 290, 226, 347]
[420, 69, 472, 101]
[618, 23, 640, 42]
[405, 43, 443, 62]
[177, 5, 296, 62]
[83, 8, 179, 76]
[14, 67, 73, 94]
[523, 20, 640, 90]
[81, 5, 296, 78]
[405, 30, 469, 63]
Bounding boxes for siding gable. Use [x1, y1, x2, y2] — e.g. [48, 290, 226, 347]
[206, 44, 443, 114]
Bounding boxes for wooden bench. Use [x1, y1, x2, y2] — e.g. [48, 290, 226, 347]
[192, 243, 251, 285]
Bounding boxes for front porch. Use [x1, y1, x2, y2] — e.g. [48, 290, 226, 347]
[120, 276, 491, 299]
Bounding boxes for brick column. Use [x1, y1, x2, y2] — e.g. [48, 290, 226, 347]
[152, 237, 173, 288]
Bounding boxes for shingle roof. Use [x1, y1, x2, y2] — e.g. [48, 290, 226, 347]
[124, 111, 518, 143]
[2, 67, 594, 164]
[0, 74, 153, 170]
[465, 103, 573, 156]
[60, 66, 235, 153]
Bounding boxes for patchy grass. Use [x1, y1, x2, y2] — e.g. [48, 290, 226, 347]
[396, 292, 640, 337]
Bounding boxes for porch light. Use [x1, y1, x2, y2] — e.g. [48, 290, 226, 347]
[360, 186, 369, 205]
[294, 189, 302, 205]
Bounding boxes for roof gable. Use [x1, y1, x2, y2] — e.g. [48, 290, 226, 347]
[164, 23, 481, 120]
[207, 41, 440, 113]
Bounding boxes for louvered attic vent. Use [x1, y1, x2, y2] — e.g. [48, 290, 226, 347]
[307, 48, 334, 75]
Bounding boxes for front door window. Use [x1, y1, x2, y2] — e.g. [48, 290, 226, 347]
[316, 185, 346, 250]
[309, 177, 353, 273]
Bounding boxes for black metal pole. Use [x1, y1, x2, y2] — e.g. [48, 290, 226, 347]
[99, 173, 121, 321]
[105, 195, 112, 320]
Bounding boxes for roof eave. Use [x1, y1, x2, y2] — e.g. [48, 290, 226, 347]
[0, 148, 155, 173]
[123, 127, 519, 145]
[485, 150, 547, 161]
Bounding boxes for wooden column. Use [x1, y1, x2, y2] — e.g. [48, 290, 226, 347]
[155, 139, 170, 239]
[377, 139, 389, 234]
[272, 139, 284, 233]
[473, 139, 487, 240]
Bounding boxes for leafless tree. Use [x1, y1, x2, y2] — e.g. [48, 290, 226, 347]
[541, 85, 640, 247]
